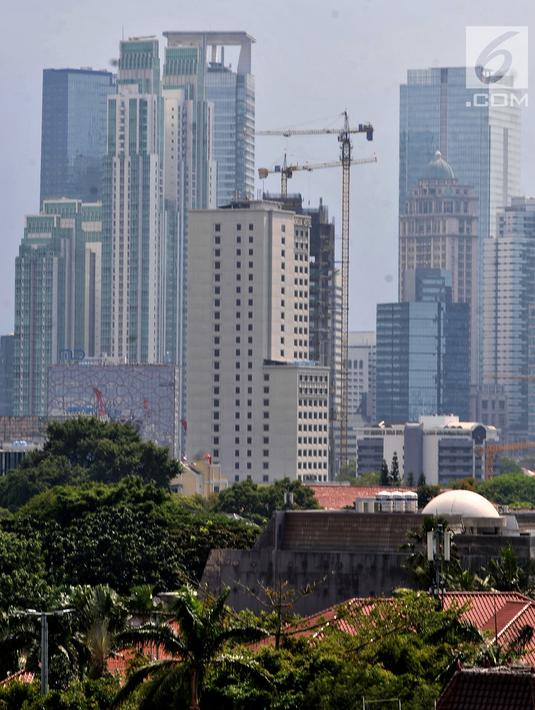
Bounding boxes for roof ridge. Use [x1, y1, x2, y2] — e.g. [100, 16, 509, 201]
[496, 601, 534, 641]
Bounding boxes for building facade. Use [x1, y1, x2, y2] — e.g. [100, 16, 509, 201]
[164, 32, 255, 207]
[357, 415, 498, 484]
[482, 197, 535, 440]
[399, 151, 478, 384]
[399, 68, 521, 390]
[186, 201, 329, 482]
[47, 362, 180, 457]
[40, 68, 115, 204]
[348, 331, 376, 424]
[0, 336, 15, 416]
[376, 268, 470, 424]
[13, 199, 102, 415]
[101, 38, 163, 365]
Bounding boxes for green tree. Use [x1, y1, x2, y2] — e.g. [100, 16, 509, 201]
[353, 471, 381, 486]
[113, 585, 268, 710]
[0, 419, 181, 510]
[481, 544, 533, 593]
[380, 460, 389, 486]
[212, 478, 318, 524]
[477, 472, 535, 507]
[391, 452, 400, 485]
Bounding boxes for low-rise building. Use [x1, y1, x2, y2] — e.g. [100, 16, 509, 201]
[356, 414, 498, 484]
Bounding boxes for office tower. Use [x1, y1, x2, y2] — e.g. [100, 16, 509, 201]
[186, 201, 330, 483]
[0, 335, 15, 416]
[348, 331, 376, 423]
[160, 37, 217, 366]
[399, 151, 478, 382]
[164, 32, 255, 206]
[400, 67, 521, 242]
[482, 197, 535, 440]
[13, 199, 102, 415]
[101, 38, 163, 364]
[400, 68, 521, 391]
[261, 192, 339, 474]
[40, 68, 115, 204]
[376, 268, 470, 423]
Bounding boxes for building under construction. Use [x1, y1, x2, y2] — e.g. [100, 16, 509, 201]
[262, 192, 340, 477]
[47, 362, 181, 457]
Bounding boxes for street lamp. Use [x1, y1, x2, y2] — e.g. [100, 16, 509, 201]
[24, 608, 74, 695]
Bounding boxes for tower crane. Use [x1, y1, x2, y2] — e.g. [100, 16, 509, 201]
[257, 113, 374, 473]
[258, 153, 377, 198]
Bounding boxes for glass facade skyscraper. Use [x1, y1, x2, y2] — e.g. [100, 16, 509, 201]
[14, 199, 102, 415]
[400, 67, 521, 391]
[164, 32, 255, 207]
[101, 39, 163, 365]
[483, 197, 535, 440]
[40, 68, 115, 204]
[400, 67, 521, 242]
[376, 269, 470, 423]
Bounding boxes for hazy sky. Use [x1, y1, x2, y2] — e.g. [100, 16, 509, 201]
[1, 0, 535, 335]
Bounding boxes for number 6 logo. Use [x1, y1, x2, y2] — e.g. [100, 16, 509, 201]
[475, 30, 518, 84]
[466, 26, 528, 90]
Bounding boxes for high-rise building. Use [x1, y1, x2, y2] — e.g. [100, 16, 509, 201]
[14, 199, 102, 415]
[399, 68, 521, 391]
[0, 335, 15, 416]
[376, 268, 470, 423]
[186, 201, 329, 483]
[348, 331, 376, 423]
[482, 197, 535, 440]
[400, 67, 521, 242]
[399, 151, 478, 383]
[163, 32, 255, 206]
[101, 38, 163, 365]
[40, 68, 115, 204]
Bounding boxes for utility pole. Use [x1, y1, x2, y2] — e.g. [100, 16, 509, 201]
[25, 608, 74, 695]
[427, 524, 453, 609]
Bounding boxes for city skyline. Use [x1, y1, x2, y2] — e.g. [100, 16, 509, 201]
[4, 0, 535, 336]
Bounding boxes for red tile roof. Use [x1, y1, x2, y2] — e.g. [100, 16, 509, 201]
[437, 667, 535, 710]
[0, 670, 35, 686]
[308, 485, 415, 510]
[261, 592, 535, 664]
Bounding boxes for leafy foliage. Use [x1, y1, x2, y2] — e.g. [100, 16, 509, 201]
[0, 419, 181, 510]
[212, 478, 318, 523]
[477, 472, 535, 507]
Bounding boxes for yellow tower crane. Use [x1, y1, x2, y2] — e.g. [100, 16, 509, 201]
[258, 154, 377, 198]
[257, 113, 375, 472]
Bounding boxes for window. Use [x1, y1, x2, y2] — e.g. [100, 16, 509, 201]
[215, 224, 221, 232]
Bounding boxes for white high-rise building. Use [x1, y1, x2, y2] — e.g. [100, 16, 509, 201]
[102, 38, 163, 364]
[482, 197, 535, 440]
[186, 201, 329, 483]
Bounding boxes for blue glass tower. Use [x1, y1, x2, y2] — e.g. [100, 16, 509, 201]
[40, 68, 115, 204]
[376, 268, 470, 423]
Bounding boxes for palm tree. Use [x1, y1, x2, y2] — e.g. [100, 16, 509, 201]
[113, 585, 268, 710]
[70, 584, 127, 679]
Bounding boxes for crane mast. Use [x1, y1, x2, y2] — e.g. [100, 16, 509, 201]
[257, 113, 374, 474]
[339, 111, 352, 473]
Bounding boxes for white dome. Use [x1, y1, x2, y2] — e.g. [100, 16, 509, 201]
[421, 490, 500, 519]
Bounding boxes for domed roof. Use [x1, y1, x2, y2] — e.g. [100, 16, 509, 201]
[423, 150, 456, 180]
[421, 489, 500, 518]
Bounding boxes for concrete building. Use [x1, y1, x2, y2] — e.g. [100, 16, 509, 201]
[356, 415, 498, 484]
[164, 32, 255, 207]
[482, 197, 535, 440]
[399, 152, 478, 384]
[40, 68, 115, 204]
[202, 491, 534, 614]
[376, 268, 470, 424]
[348, 331, 376, 423]
[0, 336, 15, 416]
[101, 38, 163, 365]
[186, 201, 329, 483]
[47, 361, 180, 457]
[14, 199, 102, 415]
